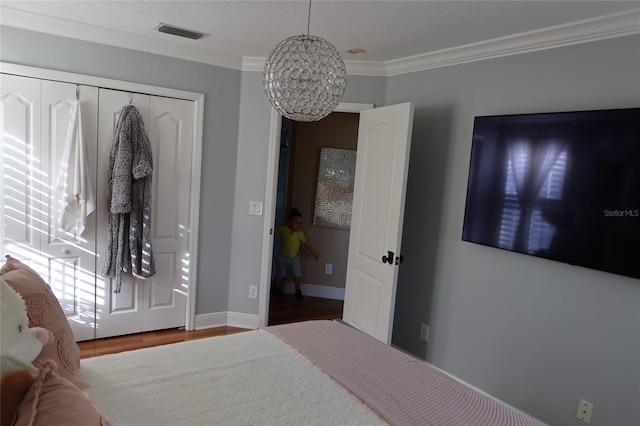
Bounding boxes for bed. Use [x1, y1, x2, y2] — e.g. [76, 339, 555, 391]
[2, 257, 543, 426]
[78, 320, 543, 426]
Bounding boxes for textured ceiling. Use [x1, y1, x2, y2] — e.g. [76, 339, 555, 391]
[2, 1, 639, 66]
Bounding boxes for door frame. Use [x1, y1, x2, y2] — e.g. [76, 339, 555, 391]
[258, 102, 374, 328]
[0, 62, 205, 331]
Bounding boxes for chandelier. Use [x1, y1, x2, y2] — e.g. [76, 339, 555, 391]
[263, 0, 347, 122]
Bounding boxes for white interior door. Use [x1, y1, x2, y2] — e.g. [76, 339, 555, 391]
[1, 74, 42, 260]
[95, 89, 193, 338]
[143, 96, 192, 331]
[1, 74, 98, 341]
[39, 81, 99, 342]
[95, 89, 150, 337]
[342, 102, 414, 344]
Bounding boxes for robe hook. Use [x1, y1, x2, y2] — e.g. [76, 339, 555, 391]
[75, 85, 80, 101]
[129, 93, 134, 104]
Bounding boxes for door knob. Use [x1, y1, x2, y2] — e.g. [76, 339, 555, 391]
[382, 251, 394, 265]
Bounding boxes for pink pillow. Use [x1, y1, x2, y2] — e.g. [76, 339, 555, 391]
[0, 256, 81, 384]
[14, 361, 109, 426]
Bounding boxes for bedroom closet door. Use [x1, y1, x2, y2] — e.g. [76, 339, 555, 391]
[1, 74, 99, 341]
[1, 74, 43, 259]
[94, 89, 193, 338]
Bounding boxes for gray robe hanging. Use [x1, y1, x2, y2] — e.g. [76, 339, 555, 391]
[102, 105, 156, 293]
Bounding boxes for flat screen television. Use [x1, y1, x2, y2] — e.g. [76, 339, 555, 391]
[462, 107, 640, 280]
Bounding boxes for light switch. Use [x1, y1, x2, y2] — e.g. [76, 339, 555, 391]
[249, 201, 263, 215]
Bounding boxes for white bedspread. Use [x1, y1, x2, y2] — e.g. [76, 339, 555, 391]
[78, 329, 386, 426]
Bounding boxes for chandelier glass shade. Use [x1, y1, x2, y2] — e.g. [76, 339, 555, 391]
[263, 34, 347, 122]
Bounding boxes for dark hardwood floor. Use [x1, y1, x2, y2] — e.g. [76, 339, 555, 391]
[78, 295, 343, 359]
[268, 293, 343, 326]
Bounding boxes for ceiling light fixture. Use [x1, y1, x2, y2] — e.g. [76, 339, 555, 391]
[263, 0, 346, 122]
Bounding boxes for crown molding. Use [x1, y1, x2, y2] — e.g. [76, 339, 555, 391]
[241, 57, 265, 72]
[0, 6, 242, 70]
[2, 6, 638, 77]
[385, 9, 640, 76]
[242, 56, 387, 77]
[344, 60, 388, 77]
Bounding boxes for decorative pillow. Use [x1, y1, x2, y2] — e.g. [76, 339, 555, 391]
[14, 360, 110, 426]
[0, 256, 81, 384]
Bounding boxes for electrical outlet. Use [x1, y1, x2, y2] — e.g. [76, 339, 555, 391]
[324, 264, 332, 275]
[249, 285, 258, 299]
[419, 323, 429, 342]
[576, 399, 593, 424]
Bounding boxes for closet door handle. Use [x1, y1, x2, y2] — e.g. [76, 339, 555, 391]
[382, 251, 394, 265]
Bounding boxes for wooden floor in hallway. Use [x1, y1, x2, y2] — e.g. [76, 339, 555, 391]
[268, 293, 344, 326]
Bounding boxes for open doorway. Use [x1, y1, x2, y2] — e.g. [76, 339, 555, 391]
[267, 112, 360, 325]
[259, 103, 374, 328]
[262, 102, 414, 343]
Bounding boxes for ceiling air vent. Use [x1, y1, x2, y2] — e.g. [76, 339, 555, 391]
[156, 23, 208, 40]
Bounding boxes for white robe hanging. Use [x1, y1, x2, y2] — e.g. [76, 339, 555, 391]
[56, 100, 96, 236]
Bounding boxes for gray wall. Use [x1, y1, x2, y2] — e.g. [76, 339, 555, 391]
[228, 71, 386, 314]
[228, 71, 273, 314]
[0, 26, 241, 315]
[389, 35, 640, 426]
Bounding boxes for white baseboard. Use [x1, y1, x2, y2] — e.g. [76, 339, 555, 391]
[227, 312, 260, 329]
[194, 284, 342, 331]
[282, 282, 345, 300]
[194, 311, 259, 330]
[194, 312, 227, 330]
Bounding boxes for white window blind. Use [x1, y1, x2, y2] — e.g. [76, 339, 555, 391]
[499, 150, 568, 253]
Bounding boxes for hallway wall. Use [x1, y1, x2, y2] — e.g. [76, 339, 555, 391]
[288, 113, 359, 291]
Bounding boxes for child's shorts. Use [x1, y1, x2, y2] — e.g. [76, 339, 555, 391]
[277, 253, 302, 277]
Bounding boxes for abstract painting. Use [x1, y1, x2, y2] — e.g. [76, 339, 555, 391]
[313, 147, 356, 230]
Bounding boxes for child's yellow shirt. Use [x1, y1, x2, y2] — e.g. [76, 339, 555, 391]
[275, 226, 307, 258]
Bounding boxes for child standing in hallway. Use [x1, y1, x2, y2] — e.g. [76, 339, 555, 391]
[272, 208, 319, 300]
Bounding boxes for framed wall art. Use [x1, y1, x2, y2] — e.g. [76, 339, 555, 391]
[313, 147, 356, 230]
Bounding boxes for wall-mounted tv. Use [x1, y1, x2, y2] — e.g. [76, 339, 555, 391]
[462, 108, 640, 280]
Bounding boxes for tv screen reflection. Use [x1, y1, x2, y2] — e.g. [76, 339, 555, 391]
[462, 108, 640, 280]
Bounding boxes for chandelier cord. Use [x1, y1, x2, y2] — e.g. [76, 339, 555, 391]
[306, 0, 311, 36]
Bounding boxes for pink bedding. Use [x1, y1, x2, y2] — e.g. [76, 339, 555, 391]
[267, 320, 543, 426]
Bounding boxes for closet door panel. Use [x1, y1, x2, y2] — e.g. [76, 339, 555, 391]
[98, 277, 140, 337]
[95, 89, 150, 338]
[142, 96, 193, 331]
[40, 81, 99, 341]
[2, 76, 98, 342]
[136, 96, 193, 331]
[1, 74, 42, 261]
[95, 91, 193, 337]
[144, 251, 178, 327]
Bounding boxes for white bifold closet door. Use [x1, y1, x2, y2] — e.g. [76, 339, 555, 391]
[95, 89, 194, 339]
[1, 75, 99, 341]
[2, 75, 195, 340]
